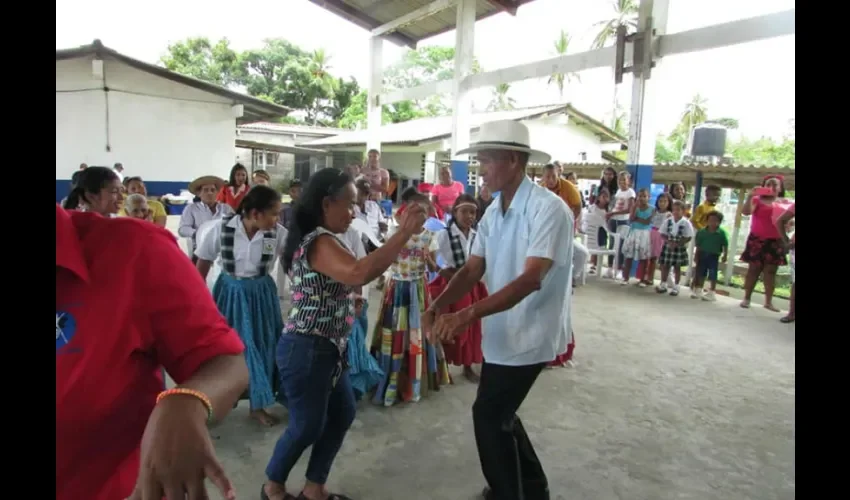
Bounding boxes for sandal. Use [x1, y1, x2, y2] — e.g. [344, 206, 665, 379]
[763, 304, 780, 313]
[260, 485, 297, 500]
[296, 493, 354, 500]
[780, 316, 795, 323]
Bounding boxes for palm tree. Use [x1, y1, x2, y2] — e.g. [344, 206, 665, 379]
[305, 49, 338, 125]
[548, 30, 580, 99]
[677, 93, 708, 135]
[591, 0, 639, 49]
[487, 83, 516, 111]
[591, 0, 639, 127]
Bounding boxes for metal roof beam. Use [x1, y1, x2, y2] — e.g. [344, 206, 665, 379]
[381, 8, 794, 104]
[307, 0, 418, 47]
[485, 0, 518, 15]
[372, 0, 457, 37]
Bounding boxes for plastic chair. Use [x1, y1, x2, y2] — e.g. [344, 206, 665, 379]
[580, 224, 621, 285]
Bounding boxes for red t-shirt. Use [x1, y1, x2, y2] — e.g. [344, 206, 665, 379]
[56, 205, 244, 500]
[216, 184, 248, 210]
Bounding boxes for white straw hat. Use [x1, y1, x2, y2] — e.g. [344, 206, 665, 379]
[456, 120, 551, 164]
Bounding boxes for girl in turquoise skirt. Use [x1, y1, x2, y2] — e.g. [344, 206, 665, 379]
[195, 185, 287, 427]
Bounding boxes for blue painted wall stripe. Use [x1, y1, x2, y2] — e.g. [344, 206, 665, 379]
[55, 180, 190, 203]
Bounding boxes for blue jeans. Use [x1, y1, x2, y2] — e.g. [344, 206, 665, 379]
[265, 334, 356, 485]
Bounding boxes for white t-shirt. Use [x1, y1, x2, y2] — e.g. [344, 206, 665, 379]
[612, 188, 636, 221]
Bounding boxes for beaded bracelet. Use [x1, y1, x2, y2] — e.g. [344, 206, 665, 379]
[156, 388, 214, 423]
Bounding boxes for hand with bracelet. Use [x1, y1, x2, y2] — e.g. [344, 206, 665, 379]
[128, 386, 239, 500]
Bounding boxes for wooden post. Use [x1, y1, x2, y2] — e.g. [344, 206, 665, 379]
[724, 186, 747, 285]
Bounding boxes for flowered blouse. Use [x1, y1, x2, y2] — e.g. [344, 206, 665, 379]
[285, 227, 355, 359]
[388, 227, 438, 281]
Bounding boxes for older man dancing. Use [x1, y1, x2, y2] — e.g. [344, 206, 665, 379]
[425, 121, 573, 500]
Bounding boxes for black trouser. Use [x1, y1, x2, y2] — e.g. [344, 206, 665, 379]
[473, 361, 549, 500]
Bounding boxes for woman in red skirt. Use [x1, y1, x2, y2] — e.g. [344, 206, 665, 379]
[428, 194, 486, 383]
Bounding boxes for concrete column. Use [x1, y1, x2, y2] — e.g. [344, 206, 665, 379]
[367, 36, 383, 153]
[625, 0, 669, 192]
[449, 0, 476, 194]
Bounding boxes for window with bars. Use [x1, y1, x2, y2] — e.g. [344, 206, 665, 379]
[252, 151, 278, 170]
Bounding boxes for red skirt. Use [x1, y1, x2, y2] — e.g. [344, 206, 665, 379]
[428, 276, 487, 366]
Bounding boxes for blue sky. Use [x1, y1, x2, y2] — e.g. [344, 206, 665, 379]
[56, 0, 795, 139]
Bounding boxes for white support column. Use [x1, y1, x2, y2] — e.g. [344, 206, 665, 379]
[367, 36, 383, 153]
[625, 0, 669, 280]
[449, 0, 476, 192]
[626, 0, 669, 169]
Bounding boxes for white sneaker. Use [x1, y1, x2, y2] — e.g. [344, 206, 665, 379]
[620, 278, 629, 286]
[690, 289, 702, 299]
[655, 285, 667, 294]
[702, 290, 717, 302]
[669, 286, 680, 297]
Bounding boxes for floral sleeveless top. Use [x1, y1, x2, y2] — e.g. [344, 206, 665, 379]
[285, 227, 355, 358]
[389, 229, 437, 281]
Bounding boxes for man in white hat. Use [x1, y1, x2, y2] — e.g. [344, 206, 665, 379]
[178, 176, 233, 263]
[426, 120, 573, 500]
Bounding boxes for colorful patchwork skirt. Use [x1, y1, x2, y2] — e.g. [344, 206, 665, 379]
[371, 277, 451, 406]
[213, 273, 283, 410]
[347, 301, 384, 400]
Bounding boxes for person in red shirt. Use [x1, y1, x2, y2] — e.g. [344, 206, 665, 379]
[217, 163, 251, 209]
[56, 204, 249, 500]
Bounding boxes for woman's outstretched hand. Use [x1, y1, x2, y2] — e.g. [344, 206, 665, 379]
[398, 202, 427, 234]
[127, 395, 236, 500]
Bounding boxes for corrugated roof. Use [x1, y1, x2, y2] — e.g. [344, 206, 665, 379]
[304, 104, 625, 148]
[557, 162, 795, 189]
[235, 139, 331, 156]
[238, 122, 347, 136]
[309, 0, 537, 48]
[56, 40, 290, 124]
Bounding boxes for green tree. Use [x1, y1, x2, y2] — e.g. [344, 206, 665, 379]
[592, 0, 639, 127]
[726, 136, 795, 168]
[548, 30, 581, 98]
[591, 0, 639, 50]
[487, 83, 516, 111]
[162, 37, 370, 127]
[160, 37, 241, 86]
[338, 46, 482, 129]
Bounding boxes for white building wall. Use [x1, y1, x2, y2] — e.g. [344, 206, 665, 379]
[379, 151, 424, 181]
[56, 56, 237, 199]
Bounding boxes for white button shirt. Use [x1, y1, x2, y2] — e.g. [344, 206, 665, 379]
[195, 215, 288, 278]
[435, 224, 476, 268]
[471, 177, 573, 366]
[354, 200, 385, 240]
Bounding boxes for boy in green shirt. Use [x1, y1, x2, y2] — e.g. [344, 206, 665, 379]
[691, 210, 729, 301]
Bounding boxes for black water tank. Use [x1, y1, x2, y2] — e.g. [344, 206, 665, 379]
[689, 124, 727, 157]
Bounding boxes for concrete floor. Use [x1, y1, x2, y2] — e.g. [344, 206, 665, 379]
[203, 282, 795, 500]
[167, 218, 794, 500]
